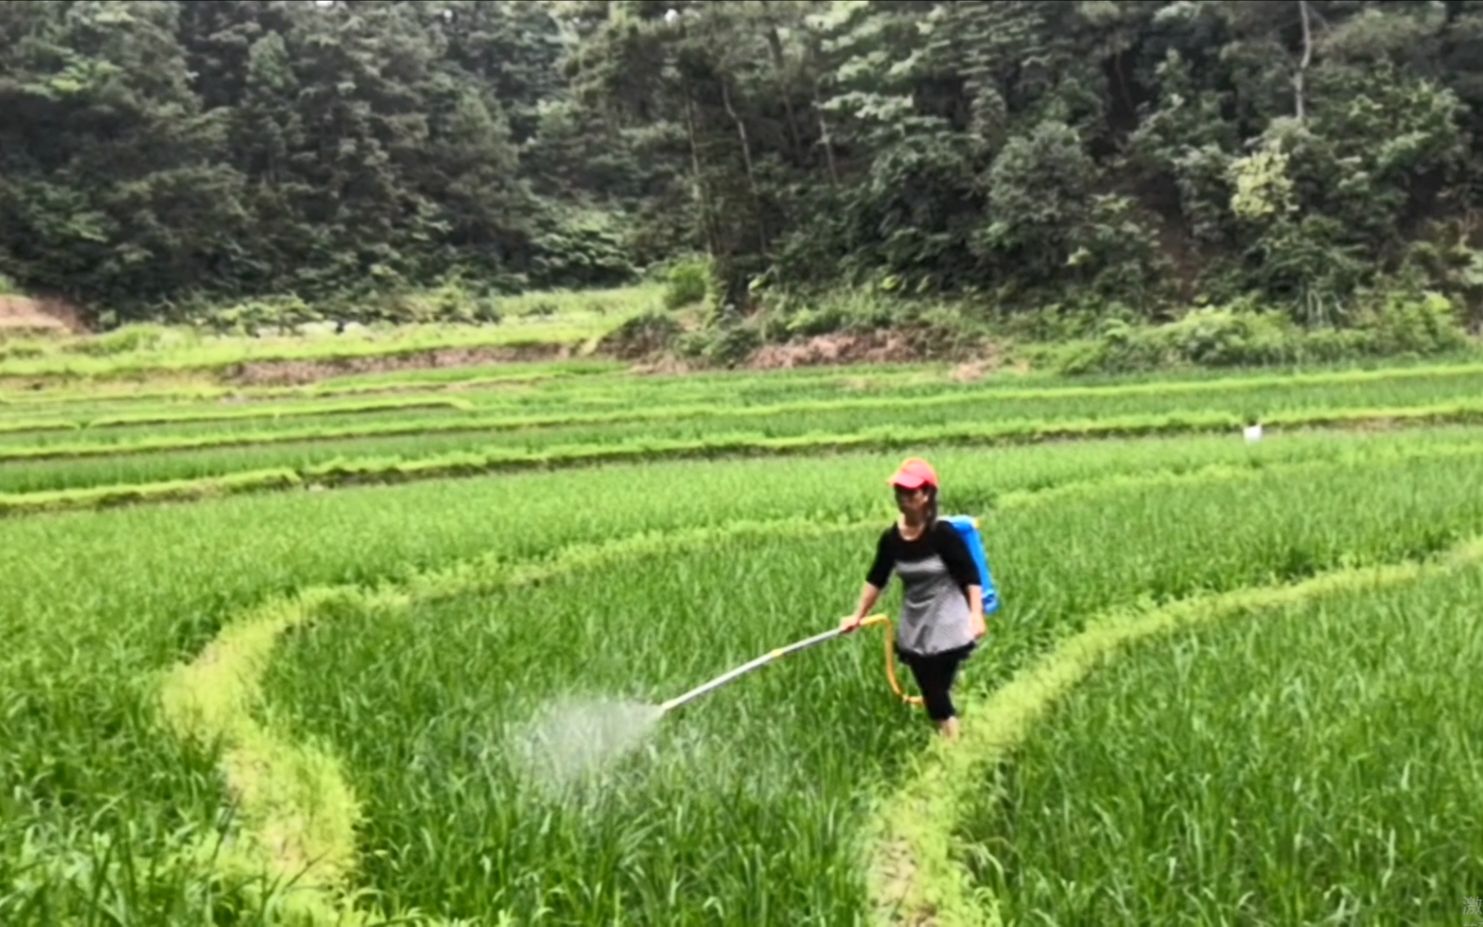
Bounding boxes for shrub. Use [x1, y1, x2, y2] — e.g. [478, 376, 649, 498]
[1160, 308, 1296, 367]
[1055, 292, 1472, 376]
[1355, 290, 1467, 355]
[471, 296, 502, 325]
[72, 323, 175, 356]
[200, 296, 318, 335]
[529, 210, 636, 288]
[770, 287, 902, 341]
[703, 325, 761, 368]
[664, 258, 709, 309]
[598, 311, 681, 359]
[1059, 308, 1296, 374]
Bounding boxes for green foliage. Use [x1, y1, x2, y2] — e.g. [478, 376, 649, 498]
[845, 133, 981, 289]
[768, 287, 900, 339]
[1060, 293, 1471, 375]
[675, 318, 763, 368]
[700, 324, 762, 368]
[529, 209, 636, 289]
[0, 0, 1481, 339]
[598, 310, 682, 359]
[978, 122, 1096, 277]
[199, 296, 319, 336]
[1355, 289, 1468, 356]
[71, 324, 196, 357]
[1065, 195, 1171, 310]
[663, 258, 709, 310]
[1403, 235, 1483, 327]
[1059, 308, 1296, 375]
[0, 339, 47, 361]
[1244, 212, 1367, 327]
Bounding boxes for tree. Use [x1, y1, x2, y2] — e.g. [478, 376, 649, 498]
[0, 1, 247, 313]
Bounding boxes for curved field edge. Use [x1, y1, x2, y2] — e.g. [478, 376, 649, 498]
[156, 450, 1305, 922]
[866, 538, 1483, 927]
[954, 564, 1483, 924]
[155, 451, 1483, 925]
[157, 517, 861, 924]
[10, 401, 1483, 518]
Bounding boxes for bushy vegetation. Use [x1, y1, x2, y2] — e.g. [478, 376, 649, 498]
[662, 257, 710, 310]
[3, 1, 1483, 344]
[1057, 290, 1471, 374]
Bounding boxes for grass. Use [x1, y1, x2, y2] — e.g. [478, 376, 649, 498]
[947, 558, 1483, 925]
[0, 284, 662, 381]
[8, 363, 1483, 497]
[0, 359, 623, 409]
[5, 353, 1483, 924]
[8, 398, 1483, 512]
[252, 451, 1483, 924]
[0, 396, 470, 437]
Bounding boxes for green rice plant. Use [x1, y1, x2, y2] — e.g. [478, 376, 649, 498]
[0, 396, 470, 440]
[252, 454, 1483, 924]
[0, 360, 623, 409]
[8, 363, 1483, 492]
[15, 439, 1262, 919]
[0, 468, 302, 516]
[946, 562, 1483, 925]
[7, 395, 1483, 924]
[8, 397, 1483, 512]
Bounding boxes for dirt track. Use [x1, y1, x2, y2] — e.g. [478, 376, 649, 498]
[0, 296, 85, 335]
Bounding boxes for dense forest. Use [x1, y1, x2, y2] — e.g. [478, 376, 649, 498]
[2, 0, 1483, 331]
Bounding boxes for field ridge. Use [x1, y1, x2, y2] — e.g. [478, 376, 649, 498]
[867, 537, 1483, 927]
[9, 401, 1483, 518]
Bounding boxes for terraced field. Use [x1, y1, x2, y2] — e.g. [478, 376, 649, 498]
[2, 356, 1480, 925]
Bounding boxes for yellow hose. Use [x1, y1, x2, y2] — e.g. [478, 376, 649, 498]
[857, 614, 924, 708]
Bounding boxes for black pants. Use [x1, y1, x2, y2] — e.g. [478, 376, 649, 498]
[898, 643, 974, 722]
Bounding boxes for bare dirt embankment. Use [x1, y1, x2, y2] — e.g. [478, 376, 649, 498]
[0, 296, 86, 335]
[630, 333, 1000, 376]
[231, 331, 997, 386]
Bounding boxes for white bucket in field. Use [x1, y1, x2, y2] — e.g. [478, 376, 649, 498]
[1243, 423, 1264, 443]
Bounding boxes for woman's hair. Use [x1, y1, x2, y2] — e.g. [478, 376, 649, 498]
[923, 485, 939, 525]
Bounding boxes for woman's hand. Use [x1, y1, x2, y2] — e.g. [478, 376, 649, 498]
[843, 582, 882, 633]
[967, 585, 987, 639]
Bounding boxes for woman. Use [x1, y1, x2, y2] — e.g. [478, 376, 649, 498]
[840, 457, 986, 740]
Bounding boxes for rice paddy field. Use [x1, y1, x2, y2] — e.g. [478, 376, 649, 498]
[3, 348, 1482, 925]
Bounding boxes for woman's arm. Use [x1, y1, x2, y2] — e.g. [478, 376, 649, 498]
[932, 523, 986, 638]
[966, 584, 986, 638]
[843, 530, 894, 631]
[840, 582, 882, 632]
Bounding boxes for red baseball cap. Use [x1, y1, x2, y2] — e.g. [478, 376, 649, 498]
[888, 457, 938, 490]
